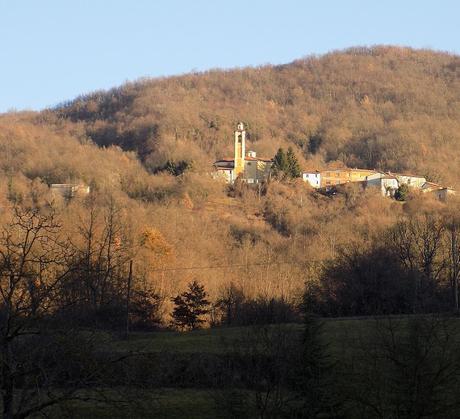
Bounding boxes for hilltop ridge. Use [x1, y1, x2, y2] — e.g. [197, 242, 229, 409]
[38, 45, 460, 187]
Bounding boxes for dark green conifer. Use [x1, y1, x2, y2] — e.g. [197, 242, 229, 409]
[287, 146, 301, 178]
[171, 281, 210, 330]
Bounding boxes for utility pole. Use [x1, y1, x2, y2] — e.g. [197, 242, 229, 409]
[452, 227, 459, 312]
[125, 260, 133, 339]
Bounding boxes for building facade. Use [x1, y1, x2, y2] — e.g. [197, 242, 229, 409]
[301, 165, 456, 201]
[302, 168, 377, 188]
[214, 123, 273, 184]
[302, 171, 321, 188]
[50, 183, 90, 200]
[392, 173, 427, 189]
[421, 182, 456, 201]
[365, 172, 399, 196]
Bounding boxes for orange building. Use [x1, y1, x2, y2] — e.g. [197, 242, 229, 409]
[348, 168, 379, 182]
[320, 168, 377, 188]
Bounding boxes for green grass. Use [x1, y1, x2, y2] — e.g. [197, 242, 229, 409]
[50, 388, 230, 419]
[106, 318, 383, 355]
[54, 316, 460, 418]
[108, 323, 304, 354]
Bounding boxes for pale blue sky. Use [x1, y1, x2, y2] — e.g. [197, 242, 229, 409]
[0, 0, 459, 112]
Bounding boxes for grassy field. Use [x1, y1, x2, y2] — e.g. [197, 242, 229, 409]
[109, 325, 261, 353]
[55, 388, 231, 419]
[49, 316, 460, 418]
[107, 317, 387, 355]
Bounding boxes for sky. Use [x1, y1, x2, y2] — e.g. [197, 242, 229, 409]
[0, 0, 459, 112]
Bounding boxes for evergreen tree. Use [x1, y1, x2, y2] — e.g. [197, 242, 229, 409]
[272, 148, 289, 179]
[272, 147, 301, 179]
[294, 314, 340, 418]
[394, 183, 409, 201]
[287, 146, 301, 178]
[171, 281, 210, 330]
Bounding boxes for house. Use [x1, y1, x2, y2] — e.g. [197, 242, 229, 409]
[320, 169, 350, 188]
[319, 168, 377, 188]
[421, 181, 456, 201]
[213, 123, 273, 184]
[50, 183, 90, 200]
[213, 159, 235, 183]
[365, 172, 399, 197]
[302, 168, 378, 189]
[421, 181, 443, 193]
[348, 168, 380, 183]
[302, 171, 321, 188]
[300, 163, 456, 201]
[432, 187, 456, 201]
[392, 172, 426, 189]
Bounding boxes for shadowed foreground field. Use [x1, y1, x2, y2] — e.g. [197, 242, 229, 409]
[108, 316, 416, 354]
[55, 388, 233, 419]
[33, 316, 460, 418]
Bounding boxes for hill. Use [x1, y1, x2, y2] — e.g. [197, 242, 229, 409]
[0, 45, 458, 310]
[47, 45, 460, 186]
[1, 46, 460, 418]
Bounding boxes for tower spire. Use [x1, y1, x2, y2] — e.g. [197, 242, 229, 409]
[234, 122, 246, 177]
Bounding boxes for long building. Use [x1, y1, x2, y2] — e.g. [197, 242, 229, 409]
[302, 168, 456, 200]
[303, 168, 378, 188]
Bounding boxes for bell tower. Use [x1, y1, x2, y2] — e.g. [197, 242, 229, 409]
[234, 122, 246, 177]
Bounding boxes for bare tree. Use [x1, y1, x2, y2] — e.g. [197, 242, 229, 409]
[0, 205, 136, 418]
[443, 209, 460, 311]
[390, 214, 445, 312]
[0, 206, 74, 418]
[347, 315, 460, 418]
[65, 194, 131, 325]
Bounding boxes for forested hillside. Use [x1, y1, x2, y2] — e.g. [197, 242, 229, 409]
[49, 45, 460, 186]
[0, 45, 459, 319]
[2, 46, 460, 417]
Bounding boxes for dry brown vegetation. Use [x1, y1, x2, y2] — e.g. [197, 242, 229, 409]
[47, 45, 460, 186]
[0, 46, 459, 324]
[1, 46, 460, 418]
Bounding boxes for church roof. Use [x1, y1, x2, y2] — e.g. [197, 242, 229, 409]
[244, 156, 272, 162]
[214, 160, 234, 170]
[214, 156, 272, 164]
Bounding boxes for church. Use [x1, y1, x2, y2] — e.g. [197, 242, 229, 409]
[213, 123, 273, 183]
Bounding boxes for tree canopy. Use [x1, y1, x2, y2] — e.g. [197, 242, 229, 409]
[272, 147, 301, 179]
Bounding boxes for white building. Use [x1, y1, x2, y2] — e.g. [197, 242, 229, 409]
[50, 183, 90, 200]
[392, 172, 427, 189]
[421, 182, 456, 201]
[302, 171, 321, 188]
[365, 173, 399, 197]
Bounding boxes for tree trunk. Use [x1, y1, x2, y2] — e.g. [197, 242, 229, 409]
[2, 341, 14, 419]
[452, 229, 459, 312]
[125, 260, 133, 339]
